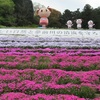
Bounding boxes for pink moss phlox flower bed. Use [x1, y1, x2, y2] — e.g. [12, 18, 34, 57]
[0, 48, 100, 71]
[0, 48, 100, 100]
[0, 93, 86, 100]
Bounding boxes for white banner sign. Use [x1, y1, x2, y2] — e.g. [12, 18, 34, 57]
[0, 29, 100, 47]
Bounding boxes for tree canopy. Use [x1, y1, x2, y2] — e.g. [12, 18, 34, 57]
[60, 4, 100, 29]
[0, 0, 34, 27]
[49, 8, 61, 28]
[12, 0, 34, 26]
[0, 0, 15, 26]
[0, 1, 100, 29]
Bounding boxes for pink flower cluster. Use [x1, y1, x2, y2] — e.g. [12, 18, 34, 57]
[0, 93, 85, 100]
[0, 48, 100, 100]
[0, 69, 100, 93]
[0, 48, 100, 71]
[0, 48, 100, 55]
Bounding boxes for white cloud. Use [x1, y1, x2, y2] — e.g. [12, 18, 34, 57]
[31, 0, 100, 13]
[82, 0, 100, 8]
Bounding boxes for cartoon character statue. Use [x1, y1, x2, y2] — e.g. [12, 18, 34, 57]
[88, 20, 95, 29]
[76, 19, 82, 29]
[37, 7, 51, 28]
[66, 20, 73, 28]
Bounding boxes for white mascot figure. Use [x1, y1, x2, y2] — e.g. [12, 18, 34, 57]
[37, 7, 51, 28]
[88, 20, 95, 29]
[76, 19, 82, 29]
[66, 20, 73, 28]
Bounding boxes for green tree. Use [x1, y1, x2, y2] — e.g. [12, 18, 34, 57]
[81, 4, 93, 28]
[72, 9, 81, 28]
[60, 9, 73, 28]
[0, 0, 15, 26]
[92, 7, 100, 29]
[49, 8, 62, 28]
[12, 0, 34, 26]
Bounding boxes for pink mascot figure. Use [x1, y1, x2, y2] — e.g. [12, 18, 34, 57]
[76, 19, 82, 29]
[37, 7, 51, 28]
[66, 20, 73, 28]
[88, 20, 95, 29]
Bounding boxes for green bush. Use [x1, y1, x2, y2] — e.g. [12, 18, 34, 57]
[41, 86, 95, 98]
[1, 85, 95, 99]
[57, 77, 81, 84]
[0, 25, 7, 28]
[70, 86, 95, 98]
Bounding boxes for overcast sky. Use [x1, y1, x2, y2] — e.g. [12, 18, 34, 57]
[31, 0, 100, 13]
